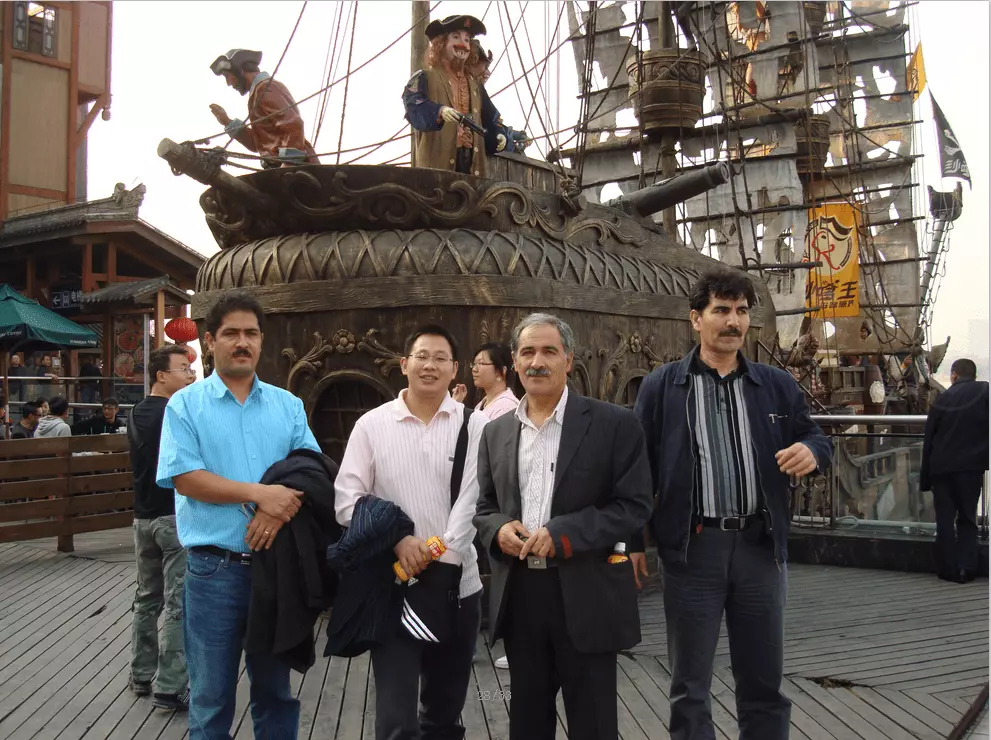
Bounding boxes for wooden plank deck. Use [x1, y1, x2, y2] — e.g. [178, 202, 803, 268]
[0, 530, 986, 739]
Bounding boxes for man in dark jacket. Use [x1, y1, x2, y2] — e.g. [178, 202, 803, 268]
[245, 448, 341, 673]
[921, 357, 989, 583]
[632, 269, 832, 740]
[72, 397, 122, 435]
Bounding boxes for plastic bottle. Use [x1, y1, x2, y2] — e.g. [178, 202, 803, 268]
[607, 542, 629, 564]
[394, 535, 447, 582]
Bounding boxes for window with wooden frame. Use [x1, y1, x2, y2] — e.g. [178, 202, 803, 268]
[12, 2, 58, 58]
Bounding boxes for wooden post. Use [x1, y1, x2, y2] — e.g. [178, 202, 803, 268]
[102, 312, 113, 400]
[410, 1, 430, 168]
[82, 241, 94, 292]
[26, 258, 36, 299]
[108, 241, 117, 282]
[154, 289, 165, 349]
[56, 445, 72, 553]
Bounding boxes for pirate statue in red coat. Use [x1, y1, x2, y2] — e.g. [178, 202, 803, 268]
[402, 15, 528, 177]
[209, 49, 318, 168]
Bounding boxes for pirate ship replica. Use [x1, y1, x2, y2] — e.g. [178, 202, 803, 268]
[160, 0, 972, 525]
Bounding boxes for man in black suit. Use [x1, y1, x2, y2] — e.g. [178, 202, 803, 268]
[474, 312, 653, 740]
[921, 357, 989, 583]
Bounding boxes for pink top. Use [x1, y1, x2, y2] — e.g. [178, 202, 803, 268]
[475, 388, 519, 420]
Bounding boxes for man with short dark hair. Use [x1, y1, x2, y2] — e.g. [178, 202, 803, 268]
[335, 323, 488, 740]
[157, 289, 321, 739]
[35, 396, 71, 438]
[921, 357, 989, 583]
[72, 397, 122, 435]
[632, 268, 832, 740]
[10, 402, 40, 439]
[128, 345, 196, 710]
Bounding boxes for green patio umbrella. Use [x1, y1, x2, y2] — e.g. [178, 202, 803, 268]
[0, 284, 98, 426]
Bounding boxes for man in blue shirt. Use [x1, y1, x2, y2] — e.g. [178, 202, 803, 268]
[157, 290, 320, 739]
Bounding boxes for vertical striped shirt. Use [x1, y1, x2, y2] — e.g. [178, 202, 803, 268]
[690, 355, 760, 518]
[516, 386, 569, 533]
[334, 390, 488, 598]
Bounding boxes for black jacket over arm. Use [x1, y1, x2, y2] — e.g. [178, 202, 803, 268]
[246, 448, 342, 674]
[921, 379, 989, 491]
[473, 393, 653, 654]
[324, 495, 415, 658]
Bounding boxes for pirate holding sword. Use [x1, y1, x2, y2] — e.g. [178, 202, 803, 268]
[403, 14, 527, 177]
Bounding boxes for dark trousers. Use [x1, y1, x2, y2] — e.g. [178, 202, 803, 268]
[370, 590, 481, 740]
[932, 471, 984, 576]
[662, 528, 790, 740]
[503, 566, 618, 740]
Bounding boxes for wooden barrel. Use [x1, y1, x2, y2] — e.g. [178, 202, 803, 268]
[795, 115, 831, 178]
[626, 49, 708, 135]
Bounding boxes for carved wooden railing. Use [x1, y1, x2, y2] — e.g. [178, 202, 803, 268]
[0, 435, 132, 552]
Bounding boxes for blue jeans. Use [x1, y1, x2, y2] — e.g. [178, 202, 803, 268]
[184, 548, 300, 739]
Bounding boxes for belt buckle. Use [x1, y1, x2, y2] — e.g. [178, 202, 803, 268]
[526, 555, 547, 570]
[720, 517, 743, 531]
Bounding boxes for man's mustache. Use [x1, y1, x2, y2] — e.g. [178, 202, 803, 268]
[525, 367, 551, 377]
[719, 329, 742, 337]
[233, 349, 252, 358]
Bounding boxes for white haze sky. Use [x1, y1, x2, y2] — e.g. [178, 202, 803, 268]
[86, 1, 989, 377]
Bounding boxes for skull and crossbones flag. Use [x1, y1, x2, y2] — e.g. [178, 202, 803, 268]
[930, 92, 971, 188]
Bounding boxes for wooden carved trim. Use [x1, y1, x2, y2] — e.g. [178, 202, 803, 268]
[283, 329, 403, 394]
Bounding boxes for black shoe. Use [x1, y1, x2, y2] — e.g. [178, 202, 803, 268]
[153, 689, 190, 712]
[938, 570, 966, 584]
[129, 677, 152, 697]
[963, 570, 976, 582]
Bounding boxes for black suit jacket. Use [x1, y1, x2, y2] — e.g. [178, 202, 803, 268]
[473, 393, 653, 654]
[920, 379, 989, 490]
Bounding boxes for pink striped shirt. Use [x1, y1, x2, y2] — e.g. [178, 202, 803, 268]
[475, 388, 519, 420]
[334, 390, 488, 597]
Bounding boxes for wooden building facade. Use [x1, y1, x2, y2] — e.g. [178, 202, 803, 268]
[0, 1, 112, 221]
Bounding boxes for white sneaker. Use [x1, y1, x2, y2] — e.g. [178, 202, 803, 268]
[494, 655, 509, 669]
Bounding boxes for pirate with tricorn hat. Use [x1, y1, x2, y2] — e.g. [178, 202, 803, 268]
[209, 48, 318, 168]
[403, 14, 527, 176]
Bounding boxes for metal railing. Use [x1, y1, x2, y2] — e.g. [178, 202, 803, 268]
[795, 415, 988, 541]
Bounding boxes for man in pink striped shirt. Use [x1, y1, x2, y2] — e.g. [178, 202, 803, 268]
[335, 324, 487, 740]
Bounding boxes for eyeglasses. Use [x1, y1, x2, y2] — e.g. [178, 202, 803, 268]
[469, 361, 495, 369]
[407, 353, 455, 365]
[165, 368, 196, 375]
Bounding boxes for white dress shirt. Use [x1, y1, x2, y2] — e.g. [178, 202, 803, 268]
[516, 385, 569, 533]
[335, 390, 488, 597]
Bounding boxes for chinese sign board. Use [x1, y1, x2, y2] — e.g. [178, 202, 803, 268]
[50, 289, 83, 314]
[804, 202, 861, 319]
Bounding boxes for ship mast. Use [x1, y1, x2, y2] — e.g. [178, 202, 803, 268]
[410, 0, 430, 168]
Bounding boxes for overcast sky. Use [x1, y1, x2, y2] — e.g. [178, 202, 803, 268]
[86, 1, 989, 378]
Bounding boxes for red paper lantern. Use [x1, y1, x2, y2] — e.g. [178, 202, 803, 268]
[165, 317, 198, 343]
[183, 344, 198, 364]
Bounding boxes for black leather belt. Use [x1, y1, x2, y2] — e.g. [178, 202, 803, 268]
[191, 545, 252, 563]
[702, 514, 761, 531]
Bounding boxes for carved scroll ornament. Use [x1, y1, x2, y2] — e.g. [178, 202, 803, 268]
[283, 329, 403, 394]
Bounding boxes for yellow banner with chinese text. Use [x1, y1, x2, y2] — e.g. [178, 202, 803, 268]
[804, 202, 861, 319]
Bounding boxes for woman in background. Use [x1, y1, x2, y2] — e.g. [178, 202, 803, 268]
[454, 342, 517, 420]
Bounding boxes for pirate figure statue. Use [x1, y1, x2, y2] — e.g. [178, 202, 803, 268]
[209, 49, 318, 168]
[403, 15, 526, 176]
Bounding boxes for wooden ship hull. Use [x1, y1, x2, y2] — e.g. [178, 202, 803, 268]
[161, 143, 776, 460]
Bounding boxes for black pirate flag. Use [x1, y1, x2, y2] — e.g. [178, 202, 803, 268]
[930, 92, 971, 188]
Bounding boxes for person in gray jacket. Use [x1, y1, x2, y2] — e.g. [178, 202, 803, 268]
[34, 396, 71, 438]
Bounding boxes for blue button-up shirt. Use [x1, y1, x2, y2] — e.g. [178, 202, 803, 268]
[156, 371, 320, 552]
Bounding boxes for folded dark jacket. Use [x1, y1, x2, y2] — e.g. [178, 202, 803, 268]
[246, 448, 342, 673]
[324, 495, 414, 658]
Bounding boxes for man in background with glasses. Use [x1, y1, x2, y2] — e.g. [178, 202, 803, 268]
[127, 344, 196, 710]
[335, 324, 488, 740]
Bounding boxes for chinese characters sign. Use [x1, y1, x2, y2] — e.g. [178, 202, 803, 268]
[804, 202, 861, 319]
